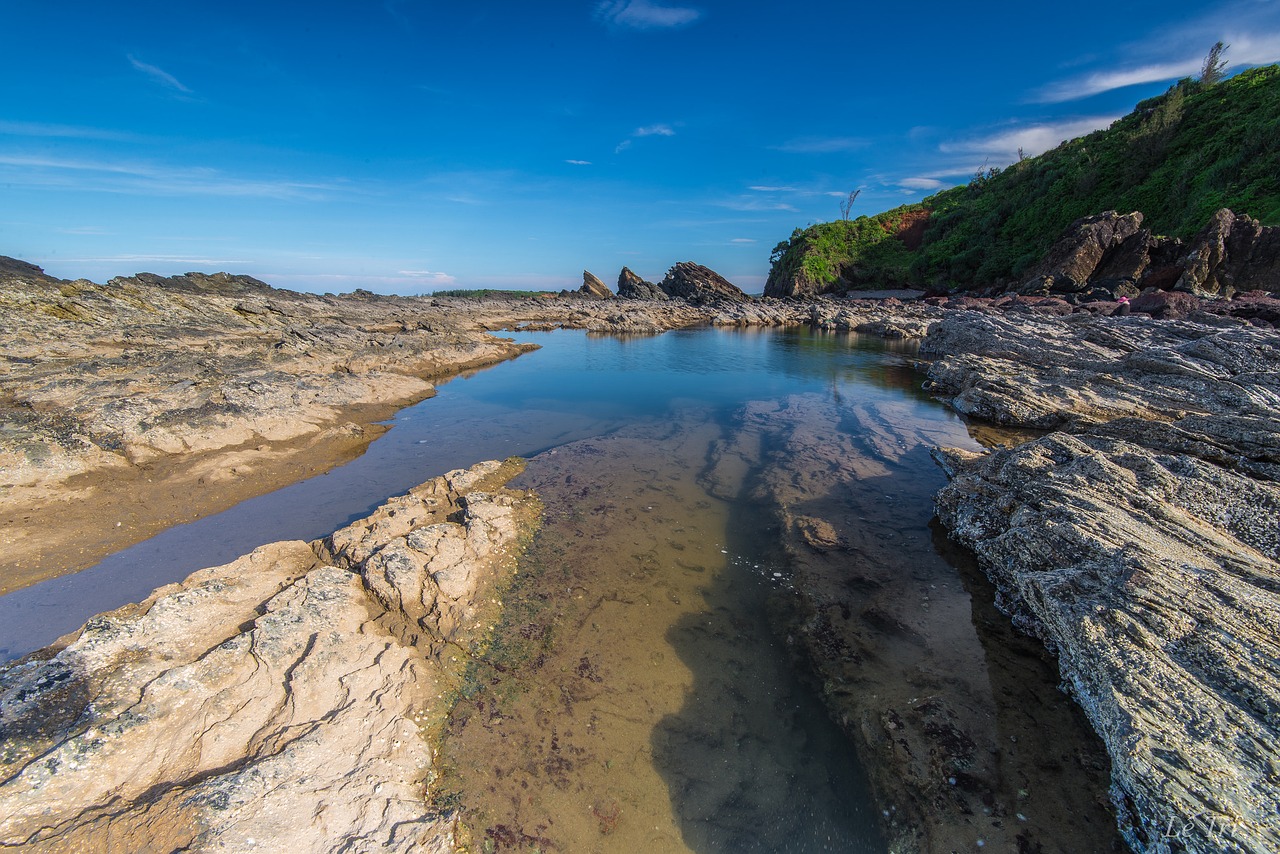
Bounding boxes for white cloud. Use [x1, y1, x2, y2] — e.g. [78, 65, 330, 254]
[635, 123, 675, 136]
[398, 270, 457, 285]
[940, 115, 1121, 160]
[730, 238, 756, 244]
[773, 136, 868, 154]
[898, 177, 944, 191]
[127, 54, 193, 94]
[565, 159, 592, 165]
[748, 185, 796, 192]
[1034, 60, 1201, 103]
[615, 123, 676, 153]
[594, 0, 701, 30]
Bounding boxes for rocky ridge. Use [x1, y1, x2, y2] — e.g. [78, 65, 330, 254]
[921, 310, 1280, 853]
[0, 459, 538, 853]
[1016, 208, 1280, 299]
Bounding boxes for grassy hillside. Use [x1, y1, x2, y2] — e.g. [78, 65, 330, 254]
[769, 64, 1280, 293]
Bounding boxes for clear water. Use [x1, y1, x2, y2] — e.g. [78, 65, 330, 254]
[0, 327, 1115, 852]
[0, 328, 950, 660]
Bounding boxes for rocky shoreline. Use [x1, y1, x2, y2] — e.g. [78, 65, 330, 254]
[2, 254, 1278, 852]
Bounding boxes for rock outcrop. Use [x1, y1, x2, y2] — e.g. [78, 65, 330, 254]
[614, 262, 748, 304]
[1017, 211, 1149, 295]
[578, 270, 614, 300]
[616, 266, 668, 300]
[0, 460, 537, 853]
[921, 310, 1280, 853]
[659, 261, 750, 304]
[1016, 208, 1280, 300]
[1176, 208, 1280, 297]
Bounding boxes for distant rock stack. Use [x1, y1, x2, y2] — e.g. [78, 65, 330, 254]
[579, 270, 614, 300]
[616, 267, 668, 300]
[659, 261, 750, 305]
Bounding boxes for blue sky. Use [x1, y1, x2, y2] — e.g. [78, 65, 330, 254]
[3, 0, 1279, 294]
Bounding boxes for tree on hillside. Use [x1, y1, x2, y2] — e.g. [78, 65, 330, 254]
[839, 189, 861, 221]
[1200, 41, 1230, 85]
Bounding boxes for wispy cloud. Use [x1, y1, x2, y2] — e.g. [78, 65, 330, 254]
[729, 238, 756, 244]
[897, 177, 945, 191]
[0, 121, 141, 141]
[1034, 60, 1200, 103]
[714, 196, 798, 213]
[1033, 7, 1280, 104]
[615, 122, 677, 154]
[57, 226, 112, 235]
[127, 54, 193, 94]
[940, 115, 1121, 160]
[772, 136, 868, 154]
[398, 269, 457, 285]
[748, 185, 797, 192]
[635, 123, 675, 136]
[594, 0, 701, 30]
[0, 154, 343, 200]
[565, 159, 592, 165]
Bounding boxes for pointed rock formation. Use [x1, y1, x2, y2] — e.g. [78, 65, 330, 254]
[659, 261, 750, 305]
[616, 266, 668, 300]
[579, 270, 614, 299]
[1175, 208, 1280, 297]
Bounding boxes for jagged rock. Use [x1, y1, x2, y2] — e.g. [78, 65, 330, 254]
[578, 270, 614, 300]
[1176, 208, 1280, 297]
[934, 431, 1280, 854]
[616, 266, 668, 300]
[922, 310, 1280, 852]
[0, 461, 536, 853]
[1018, 211, 1147, 294]
[659, 261, 749, 305]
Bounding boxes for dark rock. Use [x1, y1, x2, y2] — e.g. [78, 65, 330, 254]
[616, 267, 668, 300]
[0, 256, 52, 281]
[1019, 211, 1146, 294]
[1128, 289, 1203, 320]
[1176, 208, 1280, 297]
[659, 262, 750, 305]
[578, 270, 614, 300]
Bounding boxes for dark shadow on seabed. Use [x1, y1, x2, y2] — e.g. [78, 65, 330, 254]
[649, 482, 888, 853]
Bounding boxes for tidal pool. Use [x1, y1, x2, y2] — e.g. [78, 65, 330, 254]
[0, 327, 1120, 851]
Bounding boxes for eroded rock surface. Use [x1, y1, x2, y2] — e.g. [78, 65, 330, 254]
[0, 460, 536, 853]
[922, 310, 1280, 853]
[658, 261, 751, 304]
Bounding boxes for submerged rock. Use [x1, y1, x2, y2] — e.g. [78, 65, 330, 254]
[0, 460, 538, 853]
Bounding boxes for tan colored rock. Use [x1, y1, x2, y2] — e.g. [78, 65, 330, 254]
[0, 461, 538, 853]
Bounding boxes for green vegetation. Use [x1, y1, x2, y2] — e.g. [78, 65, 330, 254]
[430, 288, 550, 299]
[766, 205, 926, 293]
[769, 64, 1280, 293]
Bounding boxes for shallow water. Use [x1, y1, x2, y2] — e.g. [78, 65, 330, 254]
[0, 329, 944, 660]
[0, 327, 1119, 851]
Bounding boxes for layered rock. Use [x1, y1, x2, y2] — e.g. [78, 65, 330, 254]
[1176, 208, 1280, 297]
[659, 261, 750, 304]
[1016, 208, 1280, 300]
[0, 460, 537, 853]
[921, 310, 1280, 852]
[0, 260, 538, 588]
[577, 270, 614, 300]
[616, 266, 668, 300]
